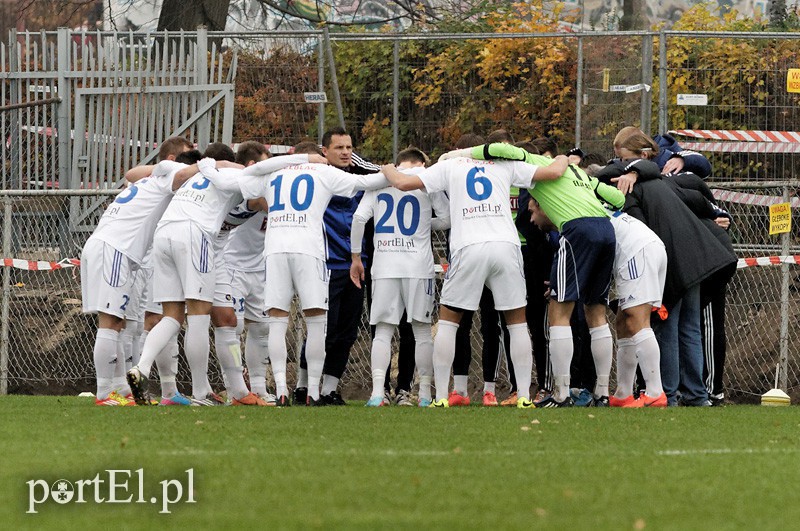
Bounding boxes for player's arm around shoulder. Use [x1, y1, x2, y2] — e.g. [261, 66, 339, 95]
[531, 155, 569, 182]
[381, 164, 425, 192]
[125, 165, 155, 183]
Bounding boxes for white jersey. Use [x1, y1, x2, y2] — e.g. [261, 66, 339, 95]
[225, 210, 268, 272]
[240, 161, 385, 261]
[354, 168, 449, 280]
[157, 165, 243, 238]
[214, 201, 259, 257]
[607, 208, 664, 267]
[419, 157, 535, 254]
[90, 162, 178, 264]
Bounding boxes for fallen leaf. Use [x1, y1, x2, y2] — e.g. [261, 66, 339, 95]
[521, 426, 531, 431]
[195, 420, 204, 425]
[634, 518, 646, 530]
[531, 419, 540, 424]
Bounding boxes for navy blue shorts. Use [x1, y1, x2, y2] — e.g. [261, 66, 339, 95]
[550, 217, 615, 304]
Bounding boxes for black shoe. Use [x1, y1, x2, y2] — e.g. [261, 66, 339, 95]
[535, 395, 574, 408]
[293, 387, 307, 406]
[307, 395, 326, 407]
[709, 393, 725, 407]
[276, 395, 291, 407]
[324, 390, 346, 406]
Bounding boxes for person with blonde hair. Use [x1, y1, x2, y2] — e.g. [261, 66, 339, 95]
[613, 126, 712, 178]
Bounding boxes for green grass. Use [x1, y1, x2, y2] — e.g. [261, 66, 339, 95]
[3, 396, 800, 530]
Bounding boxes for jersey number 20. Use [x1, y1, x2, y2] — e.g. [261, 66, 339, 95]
[376, 194, 420, 236]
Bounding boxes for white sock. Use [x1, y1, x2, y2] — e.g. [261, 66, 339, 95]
[245, 321, 270, 397]
[214, 326, 249, 400]
[297, 367, 308, 389]
[614, 338, 636, 399]
[412, 321, 433, 401]
[590, 324, 613, 398]
[185, 314, 212, 399]
[633, 328, 663, 397]
[93, 328, 119, 400]
[268, 317, 289, 397]
[508, 323, 533, 400]
[484, 382, 496, 394]
[371, 323, 394, 398]
[321, 375, 339, 397]
[454, 375, 468, 396]
[137, 316, 181, 377]
[119, 321, 135, 370]
[305, 314, 327, 400]
[433, 320, 458, 401]
[548, 325, 573, 401]
[155, 335, 179, 398]
[113, 337, 132, 396]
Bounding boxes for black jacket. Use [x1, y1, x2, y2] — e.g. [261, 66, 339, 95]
[596, 160, 736, 309]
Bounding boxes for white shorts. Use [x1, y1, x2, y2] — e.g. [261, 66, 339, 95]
[141, 266, 163, 315]
[230, 268, 269, 322]
[152, 222, 215, 303]
[127, 266, 147, 322]
[441, 242, 526, 311]
[265, 253, 329, 311]
[615, 241, 667, 310]
[370, 277, 435, 325]
[80, 238, 137, 318]
[213, 252, 235, 308]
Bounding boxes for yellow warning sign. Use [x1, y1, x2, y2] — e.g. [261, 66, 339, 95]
[788, 69, 800, 93]
[769, 202, 791, 234]
[602, 68, 610, 93]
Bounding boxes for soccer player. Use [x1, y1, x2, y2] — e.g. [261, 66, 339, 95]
[349, 147, 450, 407]
[381, 151, 570, 408]
[462, 142, 624, 407]
[223, 142, 275, 403]
[81, 136, 192, 406]
[527, 191, 668, 407]
[293, 127, 383, 406]
[127, 147, 314, 406]
[239, 141, 388, 405]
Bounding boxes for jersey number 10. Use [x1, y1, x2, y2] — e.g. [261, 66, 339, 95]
[270, 174, 315, 212]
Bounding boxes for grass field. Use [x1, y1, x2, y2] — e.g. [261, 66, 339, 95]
[3, 396, 800, 530]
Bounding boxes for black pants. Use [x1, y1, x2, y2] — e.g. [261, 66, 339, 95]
[569, 304, 595, 390]
[452, 287, 511, 385]
[701, 266, 734, 396]
[384, 313, 416, 393]
[522, 244, 550, 392]
[300, 269, 365, 380]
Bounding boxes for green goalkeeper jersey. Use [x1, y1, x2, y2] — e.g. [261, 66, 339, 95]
[469, 143, 624, 231]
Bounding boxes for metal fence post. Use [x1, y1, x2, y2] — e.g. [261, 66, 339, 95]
[779, 184, 790, 390]
[323, 27, 345, 130]
[640, 33, 653, 135]
[318, 34, 325, 144]
[392, 39, 399, 162]
[575, 35, 583, 148]
[56, 28, 71, 189]
[658, 30, 667, 134]
[0, 197, 11, 394]
[196, 27, 210, 149]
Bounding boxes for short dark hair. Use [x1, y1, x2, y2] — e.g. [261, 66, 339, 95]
[158, 136, 193, 161]
[175, 149, 203, 165]
[454, 133, 485, 149]
[486, 129, 514, 144]
[396, 146, 429, 166]
[578, 152, 606, 169]
[203, 142, 236, 162]
[531, 137, 558, 157]
[293, 141, 324, 156]
[235, 141, 270, 166]
[513, 141, 540, 155]
[321, 127, 349, 148]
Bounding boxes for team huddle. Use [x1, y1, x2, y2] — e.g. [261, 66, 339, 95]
[81, 126, 736, 409]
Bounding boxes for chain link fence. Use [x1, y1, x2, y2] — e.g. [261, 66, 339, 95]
[3, 28, 800, 402]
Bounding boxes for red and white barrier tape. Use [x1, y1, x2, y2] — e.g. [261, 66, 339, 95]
[1, 258, 80, 270]
[738, 256, 800, 269]
[671, 129, 800, 143]
[682, 141, 800, 154]
[711, 189, 800, 208]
